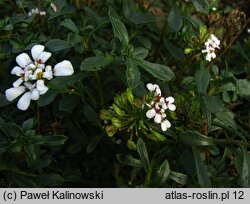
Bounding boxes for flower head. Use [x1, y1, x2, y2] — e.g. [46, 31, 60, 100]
[5, 44, 74, 110]
[202, 34, 220, 62]
[145, 83, 175, 131]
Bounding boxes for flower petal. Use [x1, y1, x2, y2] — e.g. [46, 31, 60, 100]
[38, 51, 51, 63]
[146, 108, 156, 119]
[168, 104, 176, 111]
[36, 80, 48, 95]
[11, 66, 24, 76]
[154, 113, 162, 124]
[54, 60, 74, 76]
[5, 86, 26, 101]
[31, 45, 44, 60]
[17, 91, 31, 111]
[16, 53, 32, 68]
[43, 66, 53, 80]
[166, 96, 175, 104]
[13, 78, 24, 87]
[30, 88, 40, 100]
[146, 83, 154, 91]
[161, 120, 171, 131]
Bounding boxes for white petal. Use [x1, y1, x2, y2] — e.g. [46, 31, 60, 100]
[17, 92, 31, 111]
[161, 120, 171, 131]
[11, 66, 24, 76]
[36, 80, 48, 95]
[155, 87, 161, 96]
[162, 102, 167, 110]
[168, 104, 176, 111]
[146, 109, 156, 119]
[166, 96, 175, 104]
[5, 86, 26, 101]
[37, 51, 51, 63]
[31, 45, 44, 60]
[24, 82, 34, 90]
[54, 60, 74, 76]
[31, 88, 40, 100]
[146, 83, 154, 91]
[13, 78, 24, 87]
[154, 113, 162, 124]
[16, 53, 32, 68]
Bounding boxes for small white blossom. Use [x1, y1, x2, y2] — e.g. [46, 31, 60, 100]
[145, 83, 175, 131]
[28, 8, 47, 16]
[5, 44, 74, 111]
[202, 34, 220, 62]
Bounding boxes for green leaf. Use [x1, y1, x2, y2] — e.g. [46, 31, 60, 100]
[192, 146, 211, 187]
[133, 47, 149, 60]
[80, 55, 113, 71]
[167, 5, 182, 32]
[136, 59, 174, 81]
[123, 0, 136, 18]
[169, 171, 187, 185]
[40, 135, 68, 146]
[116, 154, 142, 167]
[68, 33, 82, 46]
[203, 96, 224, 114]
[237, 79, 250, 97]
[36, 174, 64, 186]
[164, 39, 184, 60]
[59, 95, 80, 112]
[191, 0, 209, 13]
[22, 118, 37, 131]
[195, 65, 210, 95]
[215, 111, 237, 130]
[60, 18, 79, 33]
[12, 175, 37, 187]
[155, 159, 171, 186]
[239, 147, 250, 187]
[126, 58, 141, 89]
[179, 131, 214, 146]
[84, 103, 97, 123]
[130, 13, 162, 25]
[86, 134, 104, 154]
[38, 90, 57, 107]
[136, 138, 150, 173]
[45, 39, 70, 52]
[108, 7, 129, 46]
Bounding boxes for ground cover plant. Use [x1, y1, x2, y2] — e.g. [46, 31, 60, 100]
[0, 0, 249, 187]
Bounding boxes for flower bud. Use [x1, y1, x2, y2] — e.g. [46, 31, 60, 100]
[114, 95, 124, 107]
[111, 118, 123, 128]
[150, 129, 166, 141]
[126, 88, 134, 104]
[100, 109, 113, 120]
[105, 125, 117, 137]
[184, 48, 193, 54]
[112, 104, 125, 116]
[127, 139, 137, 151]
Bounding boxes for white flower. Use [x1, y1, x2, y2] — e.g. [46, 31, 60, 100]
[146, 83, 161, 96]
[28, 8, 46, 16]
[54, 60, 74, 76]
[5, 44, 74, 111]
[165, 96, 176, 111]
[202, 34, 220, 62]
[145, 83, 175, 131]
[161, 119, 171, 131]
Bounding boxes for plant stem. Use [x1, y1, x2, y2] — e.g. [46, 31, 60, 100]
[37, 101, 40, 134]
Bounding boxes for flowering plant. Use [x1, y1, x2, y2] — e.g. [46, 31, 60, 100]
[0, 0, 249, 188]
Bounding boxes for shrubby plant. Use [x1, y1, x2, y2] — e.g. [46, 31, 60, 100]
[0, 0, 249, 187]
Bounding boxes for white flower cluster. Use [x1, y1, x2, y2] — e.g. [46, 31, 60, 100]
[5, 45, 74, 111]
[28, 8, 46, 16]
[202, 34, 220, 62]
[145, 83, 176, 132]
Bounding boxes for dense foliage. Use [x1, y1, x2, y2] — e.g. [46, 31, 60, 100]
[0, 0, 249, 187]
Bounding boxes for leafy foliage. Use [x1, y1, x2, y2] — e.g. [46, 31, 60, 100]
[0, 0, 250, 187]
